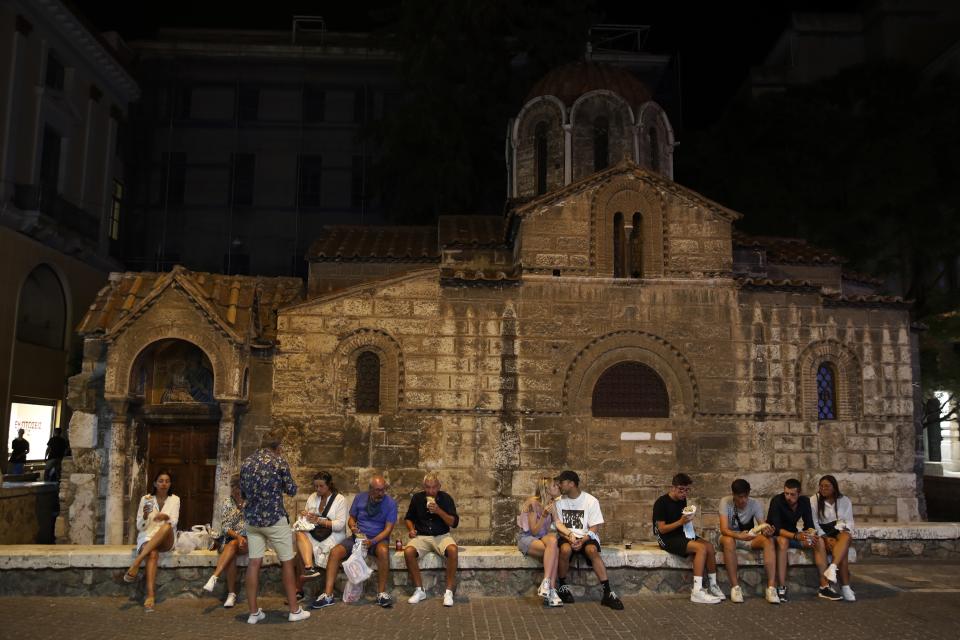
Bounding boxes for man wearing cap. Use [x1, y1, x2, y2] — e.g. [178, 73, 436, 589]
[553, 470, 624, 609]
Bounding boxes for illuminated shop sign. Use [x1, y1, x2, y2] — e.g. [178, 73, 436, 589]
[7, 402, 57, 461]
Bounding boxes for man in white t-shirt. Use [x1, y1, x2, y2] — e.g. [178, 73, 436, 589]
[553, 470, 624, 610]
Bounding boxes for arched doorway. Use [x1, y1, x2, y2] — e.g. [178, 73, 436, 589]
[131, 339, 219, 529]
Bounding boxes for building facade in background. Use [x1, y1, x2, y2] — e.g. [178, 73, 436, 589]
[0, 0, 138, 472]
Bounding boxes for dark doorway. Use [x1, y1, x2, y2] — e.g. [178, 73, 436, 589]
[147, 424, 218, 529]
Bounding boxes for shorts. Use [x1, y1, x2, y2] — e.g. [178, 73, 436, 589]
[717, 533, 757, 551]
[247, 518, 296, 562]
[405, 533, 457, 558]
[339, 535, 389, 557]
[658, 535, 703, 557]
[517, 533, 541, 555]
[788, 538, 805, 550]
[561, 537, 601, 566]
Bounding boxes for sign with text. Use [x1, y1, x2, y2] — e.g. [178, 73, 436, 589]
[7, 402, 56, 461]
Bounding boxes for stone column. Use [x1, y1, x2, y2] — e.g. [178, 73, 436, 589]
[104, 399, 129, 544]
[212, 400, 239, 530]
[563, 123, 572, 185]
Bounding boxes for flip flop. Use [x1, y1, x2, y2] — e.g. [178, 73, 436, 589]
[144, 596, 155, 611]
[123, 571, 138, 583]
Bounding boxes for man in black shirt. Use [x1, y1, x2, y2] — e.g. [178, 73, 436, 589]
[9, 429, 29, 475]
[767, 478, 840, 602]
[652, 473, 724, 604]
[44, 428, 69, 481]
[403, 472, 459, 607]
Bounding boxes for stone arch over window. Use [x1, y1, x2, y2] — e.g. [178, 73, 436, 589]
[17, 264, 67, 349]
[570, 91, 634, 182]
[796, 340, 861, 420]
[592, 361, 670, 417]
[334, 328, 403, 415]
[591, 178, 663, 277]
[564, 330, 698, 417]
[511, 97, 565, 198]
[637, 101, 675, 179]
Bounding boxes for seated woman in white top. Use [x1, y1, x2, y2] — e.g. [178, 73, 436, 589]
[119, 469, 180, 611]
[295, 471, 347, 591]
[811, 474, 856, 602]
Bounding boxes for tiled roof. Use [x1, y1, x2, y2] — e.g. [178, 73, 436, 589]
[526, 62, 652, 107]
[842, 269, 885, 286]
[735, 277, 822, 292]
[307, 225, 439, 262]
[76, 266, 303, 346]
[733, 232, 845, 265]
[438, 215, 509, 248]
[736, 277, 908, 307]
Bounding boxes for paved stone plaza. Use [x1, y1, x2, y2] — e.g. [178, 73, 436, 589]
[1, 561, 958, 639]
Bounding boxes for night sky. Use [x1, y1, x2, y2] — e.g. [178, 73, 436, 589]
[70, 0, 862, 129]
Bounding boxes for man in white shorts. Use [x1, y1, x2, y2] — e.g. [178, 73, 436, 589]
[718, 478, 779, 604]
[239, 427, 309, 623]
[404, 472, 460, 607]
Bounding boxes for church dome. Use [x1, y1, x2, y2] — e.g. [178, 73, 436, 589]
[525, 62, 653, 107]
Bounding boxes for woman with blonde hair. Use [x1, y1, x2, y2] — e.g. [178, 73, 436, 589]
[518, 476, 563, 607]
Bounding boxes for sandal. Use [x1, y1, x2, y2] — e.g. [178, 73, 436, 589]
[144, 596, 155, 611]
[114, 570, 138, 584]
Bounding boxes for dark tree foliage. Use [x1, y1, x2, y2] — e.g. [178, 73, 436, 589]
[366, 0, 597, 222]
[677, 62, 960, 406]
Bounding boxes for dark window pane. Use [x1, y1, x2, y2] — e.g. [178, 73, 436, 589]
[303, 86, 325, 122]
[648, 127, 660, 172]
[356, 351, 380, 413]
[817, 363, 836, 420]
[593, 116, 609, 172]
[40, 126, 61, 189]
[351, 155, 365, 209]
[230, 153, 255, 206]
[160, 152, 186, 205]
[592, 361, 669, 417]
[630, 212, 643, 277]
[298, 155, 322, 207]
[534, 121, 548, 195]
[239, 86, 259, 121]
[45, 52, 64, 90]
[613, 211, 626, 278]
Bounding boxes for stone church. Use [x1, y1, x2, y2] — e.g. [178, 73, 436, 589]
[63, 62, 920, 546]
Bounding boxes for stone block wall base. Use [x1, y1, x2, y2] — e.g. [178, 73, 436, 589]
[851, 539, 960, 559]
[0, 565, 818, 600]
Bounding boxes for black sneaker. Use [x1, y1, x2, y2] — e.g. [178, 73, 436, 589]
[600, 590, 624, 610]
[311, 593, 336, 609]
[285, 591, 305, 606]
[818, 586, 842, 601]
[556, 584, 575, 604]
[376, 592, 393, 608]
[777, 586, 788, 603]
[302, 567, 322, 580]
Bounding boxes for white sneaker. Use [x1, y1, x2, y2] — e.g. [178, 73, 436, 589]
[247, 609, 266, 624]
[443, 589, 454, 607]
[537, 579, 550, 598]
[824, 563, 838, 584]
[288, 607, 311, 622]
[223, 592, 236, 608]
[708, 583, 726, 601]
[765, 586, 781, 604]
[691, 588, 722, 604]
[408, 587, 427, 604]
[841, 585, 856, 602]
[546, 588, 563, 607]
[202, 575, 218, 593]
[730, 585, 744, 603]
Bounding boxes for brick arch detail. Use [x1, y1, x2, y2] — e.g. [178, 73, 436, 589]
[590, 177, 665, 277]
[333, 328, 404, 414]
[563, 330, 698, 417]
[512, 97, 566, 198]
[796, 339, 862, 420]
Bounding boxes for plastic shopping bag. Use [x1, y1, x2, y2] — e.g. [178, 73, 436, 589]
[342, 579, 364, 603]
[342, 539, 373, 583]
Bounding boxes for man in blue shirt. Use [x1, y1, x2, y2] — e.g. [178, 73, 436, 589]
[312, 474, 397, 609]
[239, 427, 309, 623]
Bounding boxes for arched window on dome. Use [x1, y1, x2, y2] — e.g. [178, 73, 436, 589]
[629, 213, 643, 277]
[816, 362, 837, 420]
[356, 351, 381, 413]
[647, 127, 659, 173]
[613, 212, 627, 278]
[534, 121, 548, 195]
[592, 361, 669, 417]
[593, 116, 609, 172]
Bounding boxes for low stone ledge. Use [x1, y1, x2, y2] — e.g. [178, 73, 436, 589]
[851, 523, 960, 540]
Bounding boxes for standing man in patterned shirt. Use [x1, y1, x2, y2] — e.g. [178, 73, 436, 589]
[239, 427, 309, 624]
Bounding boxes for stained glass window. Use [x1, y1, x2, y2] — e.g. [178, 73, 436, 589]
[592, 362, 669, 417]
[817, 363, 836, 420]
[355, 351, 380, 413]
